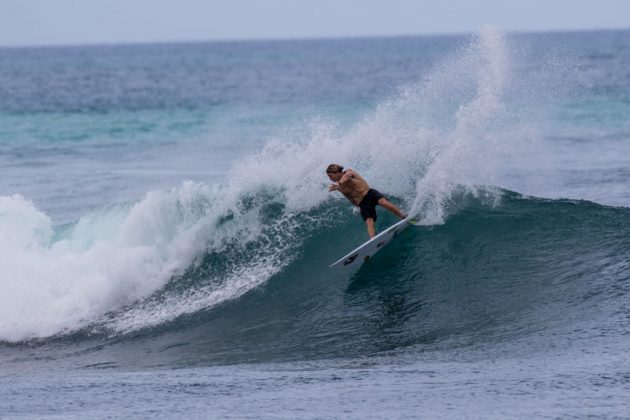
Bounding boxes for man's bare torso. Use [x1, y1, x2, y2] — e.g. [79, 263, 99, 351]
[338, 170, 370, 206]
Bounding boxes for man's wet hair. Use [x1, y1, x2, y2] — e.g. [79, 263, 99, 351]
[326, 164, 343, 174]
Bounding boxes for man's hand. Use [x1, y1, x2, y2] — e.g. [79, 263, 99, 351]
[328, 182, 340, 191]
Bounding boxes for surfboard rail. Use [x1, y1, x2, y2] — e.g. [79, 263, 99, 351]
[329, 216, 417, 268]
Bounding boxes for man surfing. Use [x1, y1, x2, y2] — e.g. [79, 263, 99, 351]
[326, 163, 406, 238]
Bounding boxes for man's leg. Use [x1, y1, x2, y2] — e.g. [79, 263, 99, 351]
[365, 218, 376, 238]
[377, 197, 406, 219]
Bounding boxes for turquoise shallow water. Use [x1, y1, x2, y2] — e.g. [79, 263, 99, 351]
[1, 29, 630, 418]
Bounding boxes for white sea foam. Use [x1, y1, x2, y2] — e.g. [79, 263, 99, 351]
[232, 27, 534, 225]
[0, 183, 233, 341]
[409, 26, 512, 223]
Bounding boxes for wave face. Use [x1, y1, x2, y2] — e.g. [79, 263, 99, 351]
[1, 29, 628, 370]
[146, 191, 629, 366]
[4, 189, 629, 368]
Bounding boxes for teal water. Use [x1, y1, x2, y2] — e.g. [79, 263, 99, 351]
[1, 29, 630, 418]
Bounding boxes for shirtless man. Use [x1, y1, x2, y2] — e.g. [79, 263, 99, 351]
[326, 163, 406, 238]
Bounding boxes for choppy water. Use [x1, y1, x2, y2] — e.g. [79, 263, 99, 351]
[1, 28, 630, 418]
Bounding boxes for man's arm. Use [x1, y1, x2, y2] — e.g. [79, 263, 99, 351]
[337, 169, 355, 185]
[328, 169, 355, 191]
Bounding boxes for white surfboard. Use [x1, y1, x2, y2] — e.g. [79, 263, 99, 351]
[329, 216, 417, 268]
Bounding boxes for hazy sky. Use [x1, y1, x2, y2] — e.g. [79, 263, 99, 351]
[2, 0, 629, 47]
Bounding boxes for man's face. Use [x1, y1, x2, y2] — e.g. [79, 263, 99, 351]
[327, 171, 342, 182]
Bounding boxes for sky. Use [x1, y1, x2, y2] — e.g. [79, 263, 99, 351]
[1, 0, 630, 47]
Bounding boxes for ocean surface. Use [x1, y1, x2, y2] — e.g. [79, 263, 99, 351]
[1, 28, 630, 418]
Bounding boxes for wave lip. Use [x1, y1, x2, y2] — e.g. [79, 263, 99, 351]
[0, 182, 227, 341]
[0, 177, 330, 343]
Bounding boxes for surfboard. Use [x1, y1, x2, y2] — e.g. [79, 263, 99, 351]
[329, 216, 417, 268]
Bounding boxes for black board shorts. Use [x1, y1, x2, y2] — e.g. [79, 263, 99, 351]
[359, 189, 385, 221]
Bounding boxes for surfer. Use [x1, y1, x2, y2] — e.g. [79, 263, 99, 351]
[326, 164, 406, 238]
